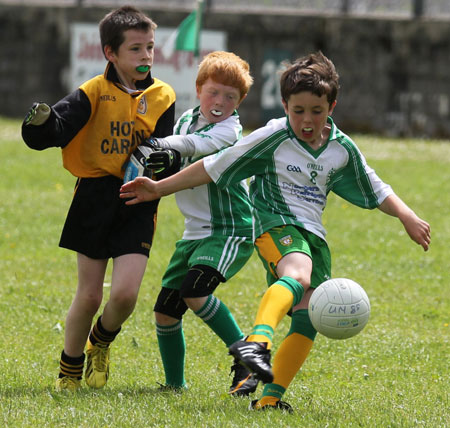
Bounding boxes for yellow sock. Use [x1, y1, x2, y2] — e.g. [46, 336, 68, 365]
[272, 332, 313, 389]
[257, 395, 279, 408]
[254, 333, 313, 409]
[248, 284, 294, 348]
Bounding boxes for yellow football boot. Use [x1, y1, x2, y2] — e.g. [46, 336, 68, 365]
[85, 339, 110, 388]
[55, 376, 81, 392]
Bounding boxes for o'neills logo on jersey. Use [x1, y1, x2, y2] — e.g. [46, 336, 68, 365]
[307, 162, 323, 171]
[100, 95, 116, 102]
[137, 96, 148, 114]
[197, 255, 214, 261]
[279, 235, 293, 246]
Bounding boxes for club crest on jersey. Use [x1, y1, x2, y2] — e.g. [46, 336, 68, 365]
[279, 235, 293, 246]
[137, 96, 148, 115]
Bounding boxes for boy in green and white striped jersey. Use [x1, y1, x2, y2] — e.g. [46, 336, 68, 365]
[120, 52, 431, 411]
[144, 51, 258, 394]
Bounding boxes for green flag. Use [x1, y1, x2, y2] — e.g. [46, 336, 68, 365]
[162, 0, 204, 59]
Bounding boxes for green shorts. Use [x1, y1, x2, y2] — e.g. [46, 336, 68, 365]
[161, 235, 254, 290]
[255, 225, 331, 288]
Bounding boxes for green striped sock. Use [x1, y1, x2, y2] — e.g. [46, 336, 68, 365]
[195, 295, 244, 347]
[156, 320, 186, 388]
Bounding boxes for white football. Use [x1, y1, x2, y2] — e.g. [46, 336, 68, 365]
[308, 278, 370, 340]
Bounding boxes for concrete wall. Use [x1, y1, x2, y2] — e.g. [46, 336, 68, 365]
[1, 5, 449, 138]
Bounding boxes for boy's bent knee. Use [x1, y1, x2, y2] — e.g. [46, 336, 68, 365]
[109, 289, 138, 311]
[153, 287, 188, 320]
[154, 311, 180, 326]
[76, 293, 102, 316]
[179, 265, 224, 298]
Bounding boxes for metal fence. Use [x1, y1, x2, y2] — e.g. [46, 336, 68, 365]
[1, 0, 450, 19]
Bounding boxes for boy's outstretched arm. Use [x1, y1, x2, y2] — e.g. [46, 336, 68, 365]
[120, 159, 212, 205]
[377, 194, 431, 251]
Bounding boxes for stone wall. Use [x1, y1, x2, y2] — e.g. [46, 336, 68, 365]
[1, 4, 449, 137]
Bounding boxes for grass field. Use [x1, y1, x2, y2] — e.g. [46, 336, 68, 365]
[0, 117, 448, 427]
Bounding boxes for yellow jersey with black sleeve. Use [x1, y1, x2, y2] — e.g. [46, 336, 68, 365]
[21, 62, 176, 179]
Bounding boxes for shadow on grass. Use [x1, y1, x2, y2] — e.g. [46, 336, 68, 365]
[0, 384, 182, 399]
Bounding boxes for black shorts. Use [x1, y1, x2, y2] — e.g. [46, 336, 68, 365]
[59, 176, 159, 259]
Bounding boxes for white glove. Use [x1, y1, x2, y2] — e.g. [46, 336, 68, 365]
[25, 103, 51, 126]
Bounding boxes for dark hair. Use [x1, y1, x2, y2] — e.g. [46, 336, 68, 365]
[99, 5, 157, 58]
[280, 51, 339, 107]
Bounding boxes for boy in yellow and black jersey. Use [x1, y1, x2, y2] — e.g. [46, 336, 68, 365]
[21, 5, 178, 392]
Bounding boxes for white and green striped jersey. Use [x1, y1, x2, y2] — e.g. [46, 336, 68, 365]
[169, 106, 253, 240]
[204, 116, 393, 242]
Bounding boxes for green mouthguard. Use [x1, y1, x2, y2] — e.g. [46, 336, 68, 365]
[136, 65, 149, 72]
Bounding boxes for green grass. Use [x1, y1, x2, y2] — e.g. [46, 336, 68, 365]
[0, 117, 448, 427]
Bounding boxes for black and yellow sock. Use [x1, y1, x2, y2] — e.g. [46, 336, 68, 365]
[89, 316, 121, 347]
[58, 350, 85, 379]
[194, 295, 244, 347]
[156, 320, 186, 388]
